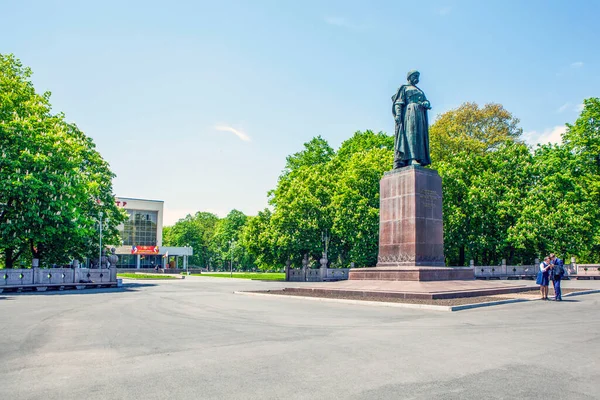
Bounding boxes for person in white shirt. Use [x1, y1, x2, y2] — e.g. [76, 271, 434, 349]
[536, 256, 551, 300]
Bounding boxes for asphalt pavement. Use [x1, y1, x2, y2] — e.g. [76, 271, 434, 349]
[1, 277, 599, 400]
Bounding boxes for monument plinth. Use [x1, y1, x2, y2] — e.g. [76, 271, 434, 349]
[377, 166, 444, 267]
[349, 165, 474, 281]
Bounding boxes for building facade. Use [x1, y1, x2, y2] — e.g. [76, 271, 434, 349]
[114, 197, 192, 269]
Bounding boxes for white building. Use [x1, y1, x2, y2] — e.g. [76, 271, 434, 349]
[113, 197, 192, 269]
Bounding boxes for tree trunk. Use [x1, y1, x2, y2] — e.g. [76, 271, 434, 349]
[3, 247, 25, 269]
[508, 246, 515, 265]
[458, 245, 465, 266]
[4, 248, 14, 269]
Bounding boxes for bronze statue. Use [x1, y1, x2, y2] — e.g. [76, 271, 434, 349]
[392, 70, 432, 169]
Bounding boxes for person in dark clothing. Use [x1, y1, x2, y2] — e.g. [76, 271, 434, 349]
[549, 253, 564, 301]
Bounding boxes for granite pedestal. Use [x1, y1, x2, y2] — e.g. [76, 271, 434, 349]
[349, 165, 474, 281]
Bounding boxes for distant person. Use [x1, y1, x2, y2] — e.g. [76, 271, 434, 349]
[549, 253, 564, 301]
[536, 256, 551, 300]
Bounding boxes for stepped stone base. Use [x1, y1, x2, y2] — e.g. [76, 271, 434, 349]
[282, 279, 536, 300]
[349, 266, 474, 281]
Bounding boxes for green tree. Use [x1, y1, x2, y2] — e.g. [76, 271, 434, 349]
[437, 143, 535, 266]
[330, 147, 392, 266]
[163, 212, 219, 268]
[212, 209, 252, 270]
[269, 161, 334, 267]
[430, 102, 523, 163]
[336, 130, 393, 161]
[430, 102, 528, 265]
[283, 135, 334, 173]
[0, 54, 125, 268]
[511, 98, 600, 263]
[563, 98, 600, 261]
[239, 208, 278, 270]
[261, 131, 394, 269]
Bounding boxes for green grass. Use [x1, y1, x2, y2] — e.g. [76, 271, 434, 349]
[189, 272, 285, 281]
[118, 273, 178, 280]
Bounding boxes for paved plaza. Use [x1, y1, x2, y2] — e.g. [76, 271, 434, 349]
[1, 277, 599, 399]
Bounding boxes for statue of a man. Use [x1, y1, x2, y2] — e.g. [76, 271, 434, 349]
[392, 70, 432, 169]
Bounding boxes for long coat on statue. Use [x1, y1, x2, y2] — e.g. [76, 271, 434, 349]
[392, 84, 432, 167]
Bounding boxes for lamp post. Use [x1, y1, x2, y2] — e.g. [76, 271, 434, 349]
[229, 239, 236, 278]
[185, 244, 190, 275]
[98, 211, 103, 269]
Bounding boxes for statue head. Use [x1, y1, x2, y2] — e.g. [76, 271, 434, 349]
[407, 70, 420, 85]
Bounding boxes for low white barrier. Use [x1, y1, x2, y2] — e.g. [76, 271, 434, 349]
[0, 267, 117, 292]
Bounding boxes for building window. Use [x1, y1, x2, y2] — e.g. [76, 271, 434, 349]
[118, 255, 137, 268]
[120, 210, 158, 246]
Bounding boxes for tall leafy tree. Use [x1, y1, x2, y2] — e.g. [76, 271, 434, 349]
[269, 161, 334, 266]
[562, 98, 600, 262]
[258, 131, 394, 268]
[163, 211, 219, 268]
[212, 209, 253, 270]
[429, 102, 523, 163]
[283, 135, 334, 173]
[0, 54, 124, 268]
[239, 208, 279, 270]
[438, 142, 535, 266]
[330, 147, 391, 266]
[512, 98, 600, 263]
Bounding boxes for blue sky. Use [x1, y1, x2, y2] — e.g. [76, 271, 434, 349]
[2, 0, 599, 224]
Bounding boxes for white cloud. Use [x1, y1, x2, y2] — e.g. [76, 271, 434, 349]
[523, 125, 566, 146]
[575, 103, 585, 112]
[214, 125, 251, 142]
[557, 102, 570, 113]
[571, 61, 584, 68]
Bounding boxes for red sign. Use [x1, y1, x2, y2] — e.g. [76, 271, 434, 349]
[131, 245, 159, 255]
[115, 200, 128, 207]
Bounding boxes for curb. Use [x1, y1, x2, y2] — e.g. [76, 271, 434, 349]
[563, 289, 600, 297]
[119, 277, 181, 281]
[233, 291, 529, 312]
[448, 298, 528, 311]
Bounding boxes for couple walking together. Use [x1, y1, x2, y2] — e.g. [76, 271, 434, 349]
[537, 253, 565, 301]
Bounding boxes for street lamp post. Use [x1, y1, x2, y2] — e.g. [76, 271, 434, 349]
[98, 211, 103, 269]
[186, 244, 190, 275]
[229, 239, 236, 278]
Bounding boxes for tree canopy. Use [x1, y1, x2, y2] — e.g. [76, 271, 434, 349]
[0, 54, 125, 268]
[429, 102, 523, 163]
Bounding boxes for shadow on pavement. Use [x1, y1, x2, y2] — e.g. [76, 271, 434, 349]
[1, 282, 157, 296]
